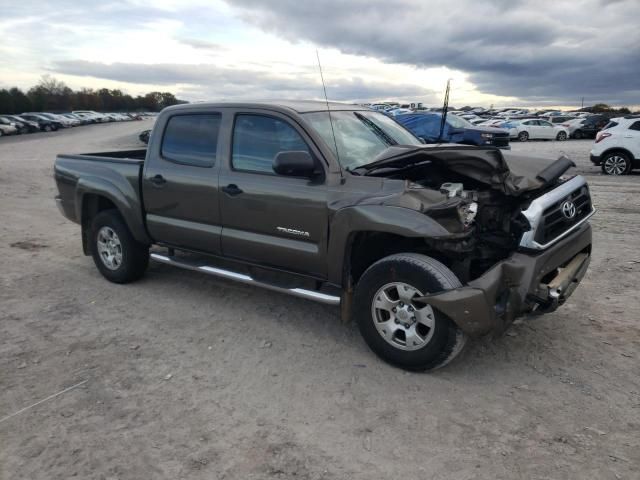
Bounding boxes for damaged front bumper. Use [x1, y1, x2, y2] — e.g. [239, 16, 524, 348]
[417, 222, 592, 336]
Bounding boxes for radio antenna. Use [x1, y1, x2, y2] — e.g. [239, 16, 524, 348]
[438, 78, 451, 143]
[316, 49, 342, 175]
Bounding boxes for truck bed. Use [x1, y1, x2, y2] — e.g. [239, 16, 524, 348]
[54, 149, 149, 243]
[62, 148, 147, 163]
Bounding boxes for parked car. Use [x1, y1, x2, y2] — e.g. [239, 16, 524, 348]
[35, 113, 75, 127]
[1, 115, 37, 134]
[396, 112, 510, 148]
[572, 114, 608, 139]
[0, 117, 18, 136]
[23, 113, 67, 130]
[18, 113, 60, 131]
[54, 100, 594, 371]
[546, 116, 575, 124]
[72, 110, 109, 123]
[590, 116, 640, 175]
[507, 119, 569, 141]
[60, 113, 87, 125]
[386, 108, 413, 117]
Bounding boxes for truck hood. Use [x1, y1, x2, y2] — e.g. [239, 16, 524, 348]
[361, 145, 575, 196]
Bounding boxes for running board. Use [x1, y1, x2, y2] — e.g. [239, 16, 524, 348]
[150, 253, 341, 306]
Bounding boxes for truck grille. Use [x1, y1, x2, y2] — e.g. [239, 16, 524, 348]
[518, 175, 595, 250]
[534, 186, 592, 245]
[491, 135, 510, 148]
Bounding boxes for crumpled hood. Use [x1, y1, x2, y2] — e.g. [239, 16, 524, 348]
[364, 145, 575, 196]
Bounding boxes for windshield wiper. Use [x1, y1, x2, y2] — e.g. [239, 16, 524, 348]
[353, 112, 398, 146]
[350, 145, 428, 175]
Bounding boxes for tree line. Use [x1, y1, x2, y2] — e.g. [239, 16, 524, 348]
[0, 76, 186, 114]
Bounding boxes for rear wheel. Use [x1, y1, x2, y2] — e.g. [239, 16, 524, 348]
[353, 253, 467, 371]
[601, 152, 631, 175]
[518, 131, 529, 142]
[90, 210, 149, 283]
[556, 131, 567, 141]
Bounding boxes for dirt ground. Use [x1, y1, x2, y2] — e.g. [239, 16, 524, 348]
[1, 122, 639, 480]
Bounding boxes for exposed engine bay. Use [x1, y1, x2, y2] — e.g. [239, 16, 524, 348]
[354, 146, 577, 282]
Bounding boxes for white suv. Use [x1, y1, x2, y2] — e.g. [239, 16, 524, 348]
[590, 116, 640, 175]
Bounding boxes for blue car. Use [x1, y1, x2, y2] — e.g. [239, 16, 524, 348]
[396, 112, 510, 149]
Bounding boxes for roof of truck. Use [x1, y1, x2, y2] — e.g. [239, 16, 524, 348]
[164, 100, 368, 114]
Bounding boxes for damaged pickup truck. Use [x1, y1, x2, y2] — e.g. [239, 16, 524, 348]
[54, 101, 595, 370]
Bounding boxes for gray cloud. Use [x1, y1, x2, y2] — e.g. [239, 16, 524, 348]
[50, 60, 438, 103]
[224, 0, 640, 105]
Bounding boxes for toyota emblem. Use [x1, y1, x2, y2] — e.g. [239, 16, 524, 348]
[561, 200, 577, 219]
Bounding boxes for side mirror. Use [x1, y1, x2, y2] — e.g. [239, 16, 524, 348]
[273, 151, 316, 177]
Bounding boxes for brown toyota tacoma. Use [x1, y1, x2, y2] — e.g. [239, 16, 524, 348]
[54, 101, 595, 370]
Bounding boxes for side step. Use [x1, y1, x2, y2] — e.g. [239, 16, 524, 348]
[150, 253, 341, 306]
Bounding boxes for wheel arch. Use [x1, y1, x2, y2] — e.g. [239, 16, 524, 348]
[328, 205, 455, 287]
[600, 147, 634, 161]
[77, 180, 150, 254]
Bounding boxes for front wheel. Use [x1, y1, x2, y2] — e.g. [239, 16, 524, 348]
[90, 210, 149, 283]
[353, 253, 467, 371]
[556, 131, 567, 141]
[518, 131, 529, 142]
[573, 130, 583, 139]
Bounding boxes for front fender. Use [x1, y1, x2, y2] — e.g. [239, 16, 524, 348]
[327, 205, 452, 284]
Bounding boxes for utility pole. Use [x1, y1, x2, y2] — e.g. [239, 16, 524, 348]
[581, 97, 584, 109]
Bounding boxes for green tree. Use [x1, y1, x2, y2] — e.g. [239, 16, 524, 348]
[9, 88, 32, 113]
[0, 89, 15, 114]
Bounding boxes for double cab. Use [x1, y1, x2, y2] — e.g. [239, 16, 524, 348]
[55, 101, 595, 370]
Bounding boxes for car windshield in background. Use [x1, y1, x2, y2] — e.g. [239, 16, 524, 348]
[303, 110, 421, 170]
[447, 114, 473, 129]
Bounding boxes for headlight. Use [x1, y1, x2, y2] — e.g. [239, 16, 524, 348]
[458, 202, 478, 227]
[480, 133, 494, 139]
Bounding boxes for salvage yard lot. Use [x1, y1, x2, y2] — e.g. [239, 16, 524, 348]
[1, 122, 639, 479]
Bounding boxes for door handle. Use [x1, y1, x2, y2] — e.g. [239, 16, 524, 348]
[222, 184, 243, 196]
[150, 174, 166, 186]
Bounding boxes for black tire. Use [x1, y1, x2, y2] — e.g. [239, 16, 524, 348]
[556, 131, 567, 141]
[0, 130, 3, 137]
[601, 152, 632, 175]
[573, 130, 583, 139]
[43, 125, 52, 132]
[518, 131, 529, 142]
[90, 210, 149, 283]
[353, 253, 467, 371]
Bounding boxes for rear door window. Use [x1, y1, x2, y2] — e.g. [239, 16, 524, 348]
[161, 114, 221, 167]
[628, 121, 640, 131]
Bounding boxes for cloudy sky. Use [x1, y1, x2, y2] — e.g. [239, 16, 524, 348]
[1, 0, 638, 108]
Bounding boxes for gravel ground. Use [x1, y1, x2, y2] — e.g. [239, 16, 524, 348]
[1, 124, 639, 479]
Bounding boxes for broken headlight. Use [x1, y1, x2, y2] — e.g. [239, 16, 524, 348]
[458, 201, 478, 227]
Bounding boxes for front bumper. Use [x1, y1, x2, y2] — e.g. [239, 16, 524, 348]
[417, 222, 592, 336]
[590, 153, 602, 165]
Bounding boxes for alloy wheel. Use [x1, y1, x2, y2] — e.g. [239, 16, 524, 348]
[371, 282, 436, 351]
[96, 226, 123, 270]
[603, 155, 628, 175]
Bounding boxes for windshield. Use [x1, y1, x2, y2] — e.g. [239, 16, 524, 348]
[446, 114, 473, 129]
[303, 110, 422, 169]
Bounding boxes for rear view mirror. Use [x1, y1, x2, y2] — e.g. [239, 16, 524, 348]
[273, 151, 316, 177]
